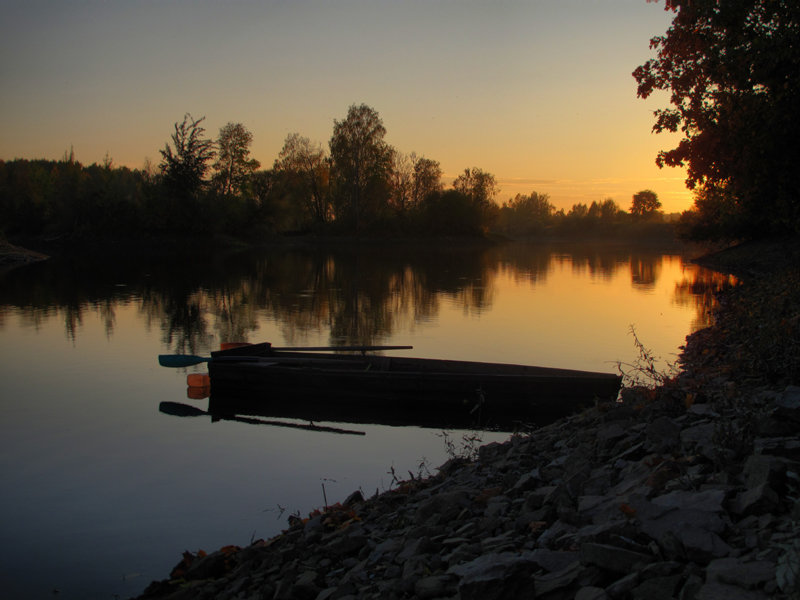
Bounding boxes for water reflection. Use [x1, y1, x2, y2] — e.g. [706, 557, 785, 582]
[0, 242, 731, 351]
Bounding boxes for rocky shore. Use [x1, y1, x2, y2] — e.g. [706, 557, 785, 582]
[135, 243, 800, 600]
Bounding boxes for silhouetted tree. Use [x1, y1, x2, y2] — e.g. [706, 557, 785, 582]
[412, 157, 443, 208]
[274, 133, 331, 227]
[213, 122, 260, 197]
[630, 190, 662, 219]
[329, 104, 394, 232]
[159, 114, 216, 201]
[499, 192, 554, 235]
[633, 0, 800, 237]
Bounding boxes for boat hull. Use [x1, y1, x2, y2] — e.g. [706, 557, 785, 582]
[206, 344, 622, 424]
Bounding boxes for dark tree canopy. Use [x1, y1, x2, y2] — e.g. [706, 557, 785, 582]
[329, 104, 394, 231]
[634, 0, 800, 237]
[630, 189, 662, 218]
[159, 114, 216, 201]
[213, 122, 260, 197]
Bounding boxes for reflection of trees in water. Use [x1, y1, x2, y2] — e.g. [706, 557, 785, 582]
[0, 242, 734, 351]
[673, 268, 737, 332]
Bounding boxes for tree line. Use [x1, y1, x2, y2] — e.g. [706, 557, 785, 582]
[0, 103, 666, 242]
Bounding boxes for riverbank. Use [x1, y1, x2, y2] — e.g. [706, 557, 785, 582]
[131, 239, 799, 599]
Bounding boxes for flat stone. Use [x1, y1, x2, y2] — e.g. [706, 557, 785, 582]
[631, 574, 683, 600]
[575, 585, 608, 600]
[580, 542, 653, 573]
[533, 560, 584, 596]
[732, 483, 780, 516]
[705, 557, 776, 589]
[652, 489, 726, 512]
[681, 423, 717, 458]
[414, 574, 456, 599]
[742, 455, 786, 488]
[645, 416, 681, 453]
[414, 490, 471, 524]
[448, 552, 537, 600]
[529, 549, 580, 573]
[695, 582, 769, 600]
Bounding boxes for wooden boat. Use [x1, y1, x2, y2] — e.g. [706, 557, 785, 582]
[204, 342, 622, 424]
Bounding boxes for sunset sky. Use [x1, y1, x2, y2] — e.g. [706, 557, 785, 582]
[0, 0, 692, 213]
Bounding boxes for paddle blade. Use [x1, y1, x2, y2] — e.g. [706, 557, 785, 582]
[159, 401, 207, 417]
[158, 354, 210, 368]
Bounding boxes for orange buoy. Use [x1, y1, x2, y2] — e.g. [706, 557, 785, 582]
[187, 373, 210, 388]
[186, 386, 210, 400]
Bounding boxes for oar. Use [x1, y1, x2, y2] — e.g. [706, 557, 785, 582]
[158, 344, 413, 368]
[159, 354, 211, 368]
[158, 402, 366, 436]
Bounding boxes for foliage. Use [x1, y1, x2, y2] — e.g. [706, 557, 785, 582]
[617, 325, 678, 389]
[159, 113, 216, 202]
[630, 189, 662, 219]
[274, 133, 331, 228]
[212, 122, 260, 197]
[634, 0, 800, 238]
[2, 102, 673, 241]
[329, 103, 394, 232]
[497, 192, 555, 235]
[677, 182, 749, 242]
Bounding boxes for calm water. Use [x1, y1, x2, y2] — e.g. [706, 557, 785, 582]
[0, 241, 730, 599]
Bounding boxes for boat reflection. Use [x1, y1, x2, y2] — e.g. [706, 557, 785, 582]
[159, 401, 367, 436]
[160, 385, 555, 434]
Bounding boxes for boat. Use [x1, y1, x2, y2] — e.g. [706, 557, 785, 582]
[201, 342, 622, 425]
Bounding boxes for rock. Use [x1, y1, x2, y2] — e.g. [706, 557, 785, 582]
[732, 483, 780, 516]
[645, 416, 682, 453]
[575, 585, 609, 600]
[632, 494, 731, 561]
[533, 559, 584, 596]
[414, 490, 470, 525]
[630, 574, 683, 600]
[343, 490, 365, 507]
[605, 572, 640, 597]
[529, 549, 581, 573]
[580, 542, 653, 574]
[775, 386, 800, 423]
[414, 574, 457, 599]
[681, 422, 717, 459]
[742, 454, 787, 488]
[447, 552, 537, 600]
[705, 557, 775, 589]
[694, 582, 769, 599]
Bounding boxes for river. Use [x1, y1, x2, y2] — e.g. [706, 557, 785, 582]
[0, 240, 730, 599]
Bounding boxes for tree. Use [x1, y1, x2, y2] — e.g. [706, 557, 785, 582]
[451, 167, 500, 233]
[213, 122, 260, 197]
[274, 133, 330, 226]
[598, 198, 623, 220]
[329, 104, 394, 231]
[159, 113, 216, 200]
[499, 191, 554, 235]
[389, 151, 414, 214]
[633, 0, 800, 237]
[452, 167, 498, 206]
[630, 189, 662, 219]
[412, 157, 443, 208]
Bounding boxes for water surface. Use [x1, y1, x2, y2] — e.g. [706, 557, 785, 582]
[0, 241, 730, 599]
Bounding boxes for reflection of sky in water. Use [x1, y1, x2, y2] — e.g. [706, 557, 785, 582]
[0, 245, 731, 599]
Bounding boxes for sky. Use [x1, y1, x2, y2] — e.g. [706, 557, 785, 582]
[0, 0, 692, 213]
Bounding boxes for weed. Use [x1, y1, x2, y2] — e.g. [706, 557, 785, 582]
[617, 325, 678, 388]
[437, 429, 484, 462]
